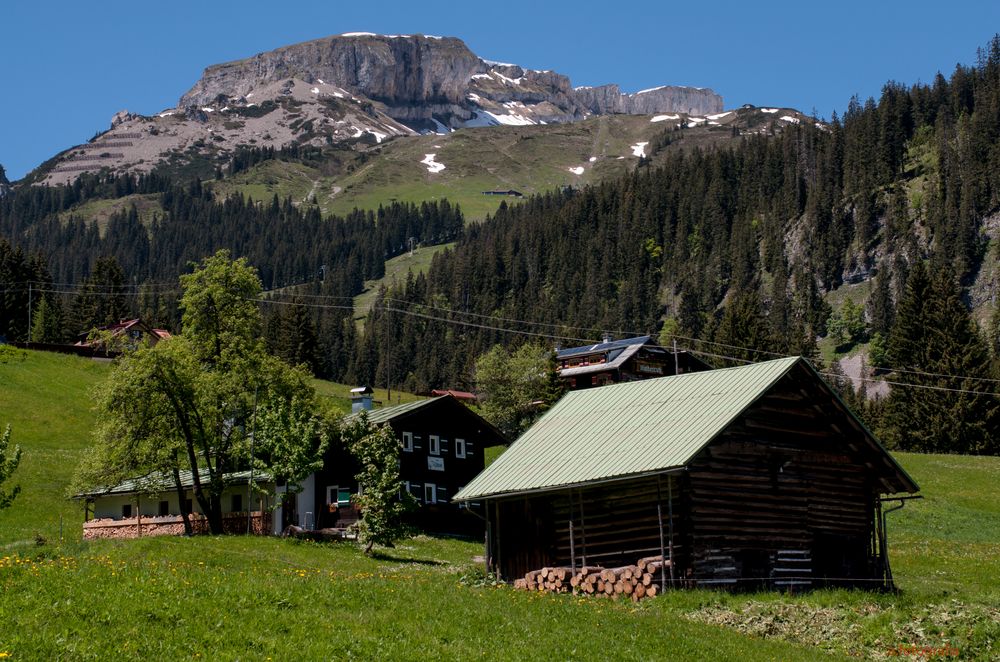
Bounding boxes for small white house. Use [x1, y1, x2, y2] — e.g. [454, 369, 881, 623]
[75, 469, 273, 539]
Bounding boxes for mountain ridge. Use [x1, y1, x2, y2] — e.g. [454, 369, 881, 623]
[30, 32, 723, 185]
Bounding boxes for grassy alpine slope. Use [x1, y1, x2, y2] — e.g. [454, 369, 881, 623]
[1, 350, 998, 659]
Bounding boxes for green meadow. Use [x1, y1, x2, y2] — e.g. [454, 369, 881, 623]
[1, 350, 998, 660]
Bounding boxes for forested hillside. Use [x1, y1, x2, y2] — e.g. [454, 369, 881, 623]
[4, 37, 1000, 453]
[353, 37, 1000, 453]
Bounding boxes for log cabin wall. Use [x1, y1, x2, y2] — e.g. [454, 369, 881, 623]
[685, 381, 882, 590]
[492, 475, 684, 581]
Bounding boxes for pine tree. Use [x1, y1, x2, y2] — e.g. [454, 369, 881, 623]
[882, 262, 999, 453]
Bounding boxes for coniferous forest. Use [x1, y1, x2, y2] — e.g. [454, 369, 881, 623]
[5, 37, 1000, 454]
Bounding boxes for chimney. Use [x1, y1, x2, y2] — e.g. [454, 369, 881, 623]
[602, 333, 613, 344]
[350, 386, 374, 414]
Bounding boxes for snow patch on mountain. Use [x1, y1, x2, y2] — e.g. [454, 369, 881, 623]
[631, 142, 648, 158]
[568, 166, 585, 175]
[421, 153, 445, 173]
[651, 114, 680, 122]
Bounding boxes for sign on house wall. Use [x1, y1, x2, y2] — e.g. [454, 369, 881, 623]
[427, 457, 445, 472]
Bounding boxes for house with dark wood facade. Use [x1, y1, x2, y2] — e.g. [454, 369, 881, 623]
[278, 395, 506, 535]
[556, 336, 709, 390]
[456, 357, 919, 590]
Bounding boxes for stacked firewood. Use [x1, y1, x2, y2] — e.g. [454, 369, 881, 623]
[512, 557, 670, 602]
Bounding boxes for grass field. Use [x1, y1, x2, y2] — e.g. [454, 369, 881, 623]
[1, 350, 999, 659]
[352, 243, 455, 328]
[212, 115, 672, 222]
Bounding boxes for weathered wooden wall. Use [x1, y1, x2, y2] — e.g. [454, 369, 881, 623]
[489, 369, 890, 590]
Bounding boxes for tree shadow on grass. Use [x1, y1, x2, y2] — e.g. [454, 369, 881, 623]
[370, 551, 445, 566]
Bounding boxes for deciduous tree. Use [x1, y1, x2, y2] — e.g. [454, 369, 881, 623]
[0, 425, 22, 511]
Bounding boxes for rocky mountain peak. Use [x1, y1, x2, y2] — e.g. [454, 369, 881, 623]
[0, 164, 9, 197]
[179, 32, 723, 131]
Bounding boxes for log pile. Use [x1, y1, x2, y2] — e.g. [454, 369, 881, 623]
[512, 557, 671, 602]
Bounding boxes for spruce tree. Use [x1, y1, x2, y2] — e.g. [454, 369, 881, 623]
[882, 262, 999, 453]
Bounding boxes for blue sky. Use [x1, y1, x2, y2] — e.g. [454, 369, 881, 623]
[3, 1, 999, 180]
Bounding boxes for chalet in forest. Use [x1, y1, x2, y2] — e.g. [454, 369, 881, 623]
[455, 357, 919, 590]
[75, 470, 273, 539]
[74, 318, 172, 351]
[278, 395, 506, 535]
[556, 335, 709, 390]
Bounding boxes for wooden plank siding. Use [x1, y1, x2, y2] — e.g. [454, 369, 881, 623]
[488, 370, 891, 590]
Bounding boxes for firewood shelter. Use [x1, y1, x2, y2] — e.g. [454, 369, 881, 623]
[455, 357, 919, 591]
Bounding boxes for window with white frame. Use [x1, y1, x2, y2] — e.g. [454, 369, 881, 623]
[424, 483, 437, 504]
[429, 435, 440, 456]
[455, 438, 466, 459]
[401, 431, 413, 452]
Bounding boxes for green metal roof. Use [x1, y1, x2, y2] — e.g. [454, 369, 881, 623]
[74, 469, 270, 499]
[455, 356, 916, 501]
[350, 396, 442, 425]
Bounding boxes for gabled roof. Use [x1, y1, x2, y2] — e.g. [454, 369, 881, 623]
[557, 335, 651, 360]
[74, 469, 270, 499]
[352, 396, 441, 425]
[559, 341, 647, 377]
[351, 395, 507, 443]
[455, 357, 917, 501]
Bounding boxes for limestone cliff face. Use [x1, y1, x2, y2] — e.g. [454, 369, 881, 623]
[0, 164, 10, 197]
[180, 34, 485, 109]
[179, 33, 723, 127]
[574, 84, 722, 116]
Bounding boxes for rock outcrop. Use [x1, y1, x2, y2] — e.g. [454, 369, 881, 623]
[574, 84, 722, 116]
[179, 33, 723, 128]
[181, 34, 486, 110]
[0, 164, 10, 197]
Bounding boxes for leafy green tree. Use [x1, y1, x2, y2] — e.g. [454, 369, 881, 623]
[475, 343, 557, 439]
[343, 415, 417, 555]
[0, 425, 22, 510]
[827, 298, 867, 349]
[74, 251, 324, 534]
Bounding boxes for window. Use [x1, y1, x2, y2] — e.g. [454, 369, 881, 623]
[326, 485, 338, 505]
[231, 493, 243, 513]
[424, 483, 437, 504]
[122, 503, 132, 518]
[402, 431, 413, 452]
[455, 438, 466, 459]
[158, 500, 169, 516]
[429, 435, 440, 456]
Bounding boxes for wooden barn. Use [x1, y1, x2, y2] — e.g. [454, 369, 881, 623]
[455, 357, 919, 591]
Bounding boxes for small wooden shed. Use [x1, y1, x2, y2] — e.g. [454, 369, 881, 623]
[455, 357, 918, 590]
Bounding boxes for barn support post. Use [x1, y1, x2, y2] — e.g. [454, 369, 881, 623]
[484, 500, 493, 575]
[495, 500, 502, 580]
[569, 520, 576, 576]
[656, 476, 667, 593]
[568, 489, 576, 575]
[668, 474, 676, 585]
[577, 489, 588, 566]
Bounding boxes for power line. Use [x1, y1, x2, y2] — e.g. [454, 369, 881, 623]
[249, 292, 1000, 390]
[686, 348, 1000, 398]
